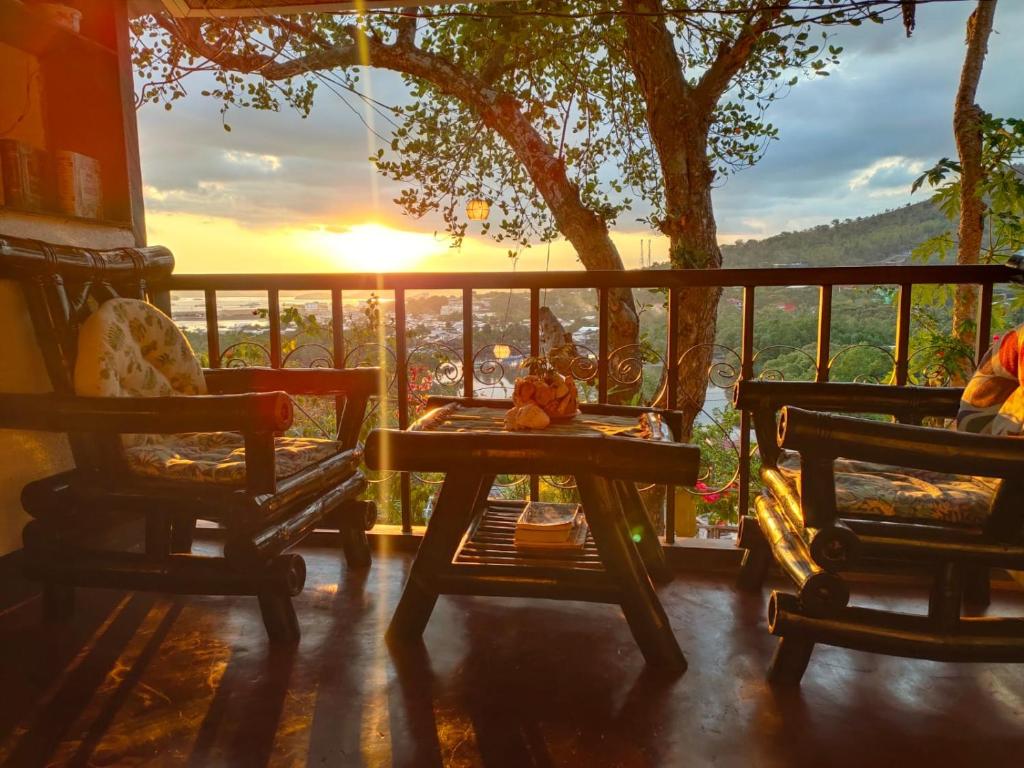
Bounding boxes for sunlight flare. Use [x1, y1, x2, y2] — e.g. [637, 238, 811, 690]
[303, 223, 447, 272]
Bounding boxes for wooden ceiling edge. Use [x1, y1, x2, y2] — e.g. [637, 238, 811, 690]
[157, 0, 511, 18]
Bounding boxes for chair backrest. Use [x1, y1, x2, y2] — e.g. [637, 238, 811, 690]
[0, 235, 175, 470]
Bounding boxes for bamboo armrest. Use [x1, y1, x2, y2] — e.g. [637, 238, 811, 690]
[203, 366, 379, 396]
[736, 380, 963, 468]
[779, 406, 1024, 480]
[736, 381, 962, 419]
[0, 392, 293, 435]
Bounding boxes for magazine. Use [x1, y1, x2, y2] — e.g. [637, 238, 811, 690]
[514, 517, 589, 550]
[515, 502, 582, 531]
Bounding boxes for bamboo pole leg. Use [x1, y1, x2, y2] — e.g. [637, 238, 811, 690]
[578, 475, 686, 673]
[767, 634, 815, 686]
[257, 555, 306, 644]
[735, 515, 772, 593]
[387, 472, 485, 644]
[339, 501, 376, 570]
[258, 591, 300, 643]
[928, 562, 964, 631]
[963, 565, 991, 609]
[170, 513, 196, 554]
[340, 528, 371, 570]
[614, 479, 672, 585]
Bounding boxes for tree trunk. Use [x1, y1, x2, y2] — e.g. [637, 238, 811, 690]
[621, 1, 726, 437]
[368, 40, 639, 400]
[953, 0, 997, 351]
[667, 145, 723, 438]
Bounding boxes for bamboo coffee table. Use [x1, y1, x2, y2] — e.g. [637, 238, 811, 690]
[364, 397, 700, 671]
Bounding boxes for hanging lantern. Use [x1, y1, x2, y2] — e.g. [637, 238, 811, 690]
[466, 198, 490, 221]
[493, 343, 511, 360]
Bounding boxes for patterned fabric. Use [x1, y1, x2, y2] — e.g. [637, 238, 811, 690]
[957, 324, 1024, 435]
[73, 298, 342, 486]
[74, 298, 206, 400]
[777, 451, 995, 526]
[123, 432, 344, 485]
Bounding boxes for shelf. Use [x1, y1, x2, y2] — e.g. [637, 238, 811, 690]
[0, 0, 117, 59]
[0, 205, 131, 231]
[455, 499, 604, 572]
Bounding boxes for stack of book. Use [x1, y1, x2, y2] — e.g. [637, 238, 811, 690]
[0, 139, 53, 212]
[514, 502, 588, 551]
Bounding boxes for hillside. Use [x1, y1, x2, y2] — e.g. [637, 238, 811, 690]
[718, 200, 948, 268]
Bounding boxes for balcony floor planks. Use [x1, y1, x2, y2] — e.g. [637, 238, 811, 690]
[0, 545, 1023, 767]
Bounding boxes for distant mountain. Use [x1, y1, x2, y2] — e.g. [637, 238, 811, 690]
[718, 200, 949, 268]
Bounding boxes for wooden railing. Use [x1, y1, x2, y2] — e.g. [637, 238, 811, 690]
[153, 262, 1021, 546]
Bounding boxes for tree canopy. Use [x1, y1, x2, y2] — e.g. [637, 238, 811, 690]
[131, 2, 896, 256]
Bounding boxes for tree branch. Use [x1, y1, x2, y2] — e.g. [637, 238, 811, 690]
[154, 15, 362, 79]
[692, 6, 784, 109]
[395, 6, 418, 48]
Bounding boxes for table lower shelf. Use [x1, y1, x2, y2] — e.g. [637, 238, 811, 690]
[455, 499, 604, 572]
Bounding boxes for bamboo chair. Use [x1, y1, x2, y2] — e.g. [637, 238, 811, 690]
[735, 380, 1024, 684]
[0, 237, 378, 642]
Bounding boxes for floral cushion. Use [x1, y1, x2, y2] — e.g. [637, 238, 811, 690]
[123, 432, 343, 486]
[74, 298, 206, 400]
[73, 298, 343, 485]
[957, 324, 1024, 436]
[777, 452, 995, 526]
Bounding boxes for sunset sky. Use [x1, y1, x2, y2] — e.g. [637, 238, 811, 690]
[137, 2, 1024, 274]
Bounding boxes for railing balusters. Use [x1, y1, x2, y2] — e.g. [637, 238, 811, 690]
[268, 289, 282, 368]
[204, 289, 220, 368]
[666, 287, 680, 411]
[665, 287, 681, 544]
[529, 288, 540, 357]
[395, 288, 412, 531]
[151, 287, 171, 316]
[463, 288, 473, 399]
[740, 287, 756, 380]
[158, 263, 1017, 543]
[331, 288, 345, 367]
[598, 287, 609, 404]
[816, 285, 832, 383]
[529, 287, 540, 502]
[894, 283, 912, 386]
[330, 288, 346, 441]
[976, 281, 995, 365]
[738, 286, 756, 523]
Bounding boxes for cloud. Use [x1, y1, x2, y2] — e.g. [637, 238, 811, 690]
[222, 150, 282, 172]
[137, 3, 1024, 258]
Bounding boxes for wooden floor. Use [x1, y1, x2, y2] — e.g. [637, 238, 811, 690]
[0, 545, 1022, 768]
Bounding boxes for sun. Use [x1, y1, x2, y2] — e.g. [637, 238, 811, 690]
[304, 223, 447, 272]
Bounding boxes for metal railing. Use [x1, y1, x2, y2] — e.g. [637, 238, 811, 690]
[153, 262, 1020, 546]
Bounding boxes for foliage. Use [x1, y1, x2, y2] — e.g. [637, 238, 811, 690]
[719, 200, 949, 268]
[689, 406, 756, 527]
[129, 2, 872, 251]
[910, 113, 1024, 366]
[912, 115, 1024, 266]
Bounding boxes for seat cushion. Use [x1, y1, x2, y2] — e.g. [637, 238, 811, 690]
[123, 432, 344, 486]
[74, 298, 206, 399]
[776, 451, 996, 526]
[958, 324, 1024, 435]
